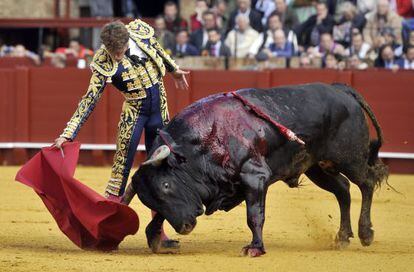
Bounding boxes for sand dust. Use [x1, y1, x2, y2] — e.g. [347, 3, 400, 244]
[1, 166, 413, 272]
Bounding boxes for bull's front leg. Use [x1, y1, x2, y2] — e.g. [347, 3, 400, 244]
[240, 157, 271, 257]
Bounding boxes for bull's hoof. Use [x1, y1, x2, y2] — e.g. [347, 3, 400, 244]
[334, 236, 350, 250]
[334, 230, 353, 250]
[240, 246, 266, 257]
[148, 233, 162, 253]
[359, 229, 374, 247]
[161, 239, 180, 249]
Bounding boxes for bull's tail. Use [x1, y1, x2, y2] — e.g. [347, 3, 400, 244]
[332, 83, 389, 188]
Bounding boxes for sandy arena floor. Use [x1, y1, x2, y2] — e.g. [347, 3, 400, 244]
[0, 166, 413, 272]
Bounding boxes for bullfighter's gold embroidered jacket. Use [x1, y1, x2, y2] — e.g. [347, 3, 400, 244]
[60, 19, 179, 140]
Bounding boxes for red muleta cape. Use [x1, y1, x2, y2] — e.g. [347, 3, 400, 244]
[15, 142, 139, 251]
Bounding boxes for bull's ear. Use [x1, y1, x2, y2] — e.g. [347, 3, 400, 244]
[142, 145, 170, 166]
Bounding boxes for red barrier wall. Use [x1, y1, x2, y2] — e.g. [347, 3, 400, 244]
[0, 68, 413, 172]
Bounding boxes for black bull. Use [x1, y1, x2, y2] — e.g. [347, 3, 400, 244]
[123, 83, 388, 257]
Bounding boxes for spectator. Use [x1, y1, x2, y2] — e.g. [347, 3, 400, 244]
[154, 16, 175, 52]
[248, 13, 298, 57]
[173, 29, 199, 57]
[263, 29, 294, 58]
[227, 0, 263, 33]
[273, 0, 299, 31]
[0, 39, 13, 57]
[163, 1, 188, 33]
[382, 27, 404, 57]
[225, 14, 260, 58]
[333, 2, 366, 47]
[403, 29, 414, 52]
[202, 28, 232, 57]
[396, 0, 414, 18]
[296, 1, 335, 48]
[398, 45, 414, 69]
[190, 10, 217, 52]
[308, 32, 345, 58]
[55, 38, 93, 59]
[357, 0, 376, 15]
[299, 53, 314, 68]
[254, 0, 276, 26]
[363, 0, 403, 48]
[324, 53, 340, 69]
[213, 0, 229, 33]
[9, 44, 41, 65]
[374, 44, 400, 70]
[347, 53, 369, 69]
[344, 32, 372, 59]
[190, 0, 209, 32]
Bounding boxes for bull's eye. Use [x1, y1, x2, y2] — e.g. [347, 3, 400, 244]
[162, 182, 170, 190]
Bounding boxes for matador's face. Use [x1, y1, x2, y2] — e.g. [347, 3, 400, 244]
[110, 43, 129, 63]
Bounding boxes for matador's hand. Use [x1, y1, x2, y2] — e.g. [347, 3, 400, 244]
[171, 69, 190, 90]
[54, 137, 68, 149]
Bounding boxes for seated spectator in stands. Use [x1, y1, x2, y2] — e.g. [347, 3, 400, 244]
[9, 44, 41, 65]
[299, 53, 314, 68]
[307, 32, 345, 58]
[363, 0, 403, 48]
[50, 53, 67, 68]
[248, 13, 298, 57]
[323, 53, 339, 69]
[403, 29, 414, 52]
[382, 27, 404, 57]
[154, 16, 175, 53]
[347, 53, 369, 69]
[173, 29, 199, 57]
[296, 1, 335, 48]
[333, 2, 366, 47]
[190, 10, 217, 52]
[190, 0, 209, 32]
[225, 14, 260, 58]
[55, 38, 93, 59]
[213, 0, 229, 34]
[374, 44, 401, 70]
[163, 1, 188, 33]
[398, 45, 414, 69]
[262, 29, 294, 58]
[0, 40, 13, 57]
[254, 0, 276, 27]
[202, 28, 232, 57]
[396, 0, 414, 18]
[344, 32, 372, 59]
[227, 0, 263, 34]
[357, 0, 376, 15]
[273, 0, 299, 31]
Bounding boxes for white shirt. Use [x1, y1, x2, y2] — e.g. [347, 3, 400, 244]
[128, 38, 146, 59]
[255, 0, 276, 26]
[403, 59, 414, 69]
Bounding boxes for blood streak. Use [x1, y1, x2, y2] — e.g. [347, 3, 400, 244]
[184, 96, 268, 167]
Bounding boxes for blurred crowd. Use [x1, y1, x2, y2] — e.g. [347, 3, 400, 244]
[2, 0, 414, 70]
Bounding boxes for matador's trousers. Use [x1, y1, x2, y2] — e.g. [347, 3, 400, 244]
[105, 83, 169, 197]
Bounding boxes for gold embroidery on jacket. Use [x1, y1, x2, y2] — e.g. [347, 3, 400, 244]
[90, 47, 118, 77]
[60, 72, 106, 139]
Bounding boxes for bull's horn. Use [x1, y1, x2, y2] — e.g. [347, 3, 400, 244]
[142, 145, 171, 166]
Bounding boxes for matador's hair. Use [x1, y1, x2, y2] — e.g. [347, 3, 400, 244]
[100, 21, 129, 53]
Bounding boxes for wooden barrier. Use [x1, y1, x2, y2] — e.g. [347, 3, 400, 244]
[0, 67, 413, 172]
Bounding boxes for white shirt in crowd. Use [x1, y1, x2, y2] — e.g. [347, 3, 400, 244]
[345, 42, 371, 59]
[211, 41, 222, 57]
[255, 0, 276, 26]
[403, 59, 414, 69]
[225, 27, 260, 58]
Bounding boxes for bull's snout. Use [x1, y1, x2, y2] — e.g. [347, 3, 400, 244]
[178, 218, 197, 235]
